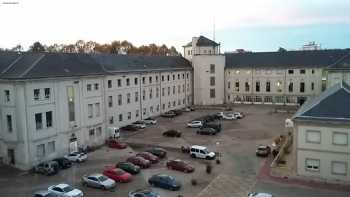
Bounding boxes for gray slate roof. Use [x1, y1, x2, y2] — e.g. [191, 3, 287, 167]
[225, 49, 350, 69]
[196, 36, 220, 47]
[327, 53, 350, 70]
[0, 51, 191, 79]
[293, 81, 350, 123]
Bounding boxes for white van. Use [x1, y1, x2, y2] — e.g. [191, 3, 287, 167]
[190, 145, 216, 159]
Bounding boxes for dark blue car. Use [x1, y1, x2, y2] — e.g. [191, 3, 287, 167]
[148, 174, 181, 191]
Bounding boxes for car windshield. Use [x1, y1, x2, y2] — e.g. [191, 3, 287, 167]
[62, 186, 74, 192]
[98, 175, 108, 182]
[202, 148, 209, 154]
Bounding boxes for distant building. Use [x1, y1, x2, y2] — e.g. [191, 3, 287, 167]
[327, 54, 350, 87]
[293, 81, 350, 182]
[302, 41, 322, 51]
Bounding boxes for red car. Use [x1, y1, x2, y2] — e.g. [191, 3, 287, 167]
[103, 167, 132, 183]
[126, 156, 151, 168]
[166, 159, 194, 173]
[136, 152, 159, 164]
[106, 139, 127, 149]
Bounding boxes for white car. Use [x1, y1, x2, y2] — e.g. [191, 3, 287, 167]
[221, 114, 237, 120]
[233, 112, 244, 119]
[187, 121, 203, 128]
[248, 192, 273, 197]
[143, 118, 157, 125]
[190, 145, 216, 159]
[48, 183, 83, 197]
[64, 152, 87, 162]
[132, 121, 147, 129]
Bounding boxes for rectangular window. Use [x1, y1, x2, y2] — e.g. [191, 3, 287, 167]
[118, 94, 122, 105]
[162, 75, 164, 81]
[143, 90, 146, 100]
[108, 96, 113, 107]
[88, 104, 93, 118]
[245, 82, 250, 92]
[332, 161, 347, 175]
[134, 78, 138, 85]
[44, 88, 50, 99]
[156, 76, 158, 82]
[255, 81, 260, 92]
[168, 87, 170, 96]
[4, 90, 10, 102]
[228, 82, 231, 89]
[178, 85, 180, 94]
[312, 69, 315, 74]
[173, 86, 175, 95]
[182, 73, 185, 79]
[89, 129, 95, 137]
[143, 108, 146, 115]
[34, 89, 40, 100]
[266, 81, 271, 92]
[47, 141, 55, 154]
[36, 144, 45, 158]
[183, 84, 185, 93]
[118, 79, 122, 87]
[136, 110, 139, 118]
[67, 86, 75, 122]
[95, 103, 100, 117]
[150, 106, 154, 113]
[187, 73, 189, 79]
[305, 158, 320, 172]
[210, 64, 215, 73]
[127, 112, 131, 120]
[156, 104, 160, 112]
[288, 69, 294, 74]
[35, 113, 43, 130]
[173, 101, 176, 107]
[162, 104, 165, 110]
[6, 115, 12, 132]
[210, 77, 215, 86]
[167, 75, 170, 81]
[46, 111, 52, 128]
[94, 83, 99, 90]
[135, 92, 139, 102]
[149, 76, 152, 84]
[288, 82, 293, 92]
[300, 69, 306, 74]
[300, 82, 305, 93]
[109, 116, 114, 124]
[210, 89, 215, 98]
[142, 77, 145, 84]
[108, 80, 112, 88]
[96, 127, 102, 136]
[156, 88, 159, 98]
[178, 74, 180, 80]
[172, 75, 175, 80]
[306, 130, 321, 144]
[333, 132, 348, 146]
[127, 93, 131, 104]
[126, 78, 130, 86]
[311, 82, 314, 91]
[235, 82, 239, 92]
[149, 89, 153, 99]
[119, 114, 123, 122]
[87, 84, 92, 91]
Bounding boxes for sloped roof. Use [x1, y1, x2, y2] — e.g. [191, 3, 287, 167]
[0, 51, 191, 79]
[225, 49, 350, 69]
[196, 36, 219, 47]
[327, 53, 350, 70]
[293, 81, 350, 123]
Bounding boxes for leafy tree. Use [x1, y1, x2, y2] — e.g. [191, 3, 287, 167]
[11, 44, 23, 52]
[278, 47, 287, 52]
[29, 42, 46, 52]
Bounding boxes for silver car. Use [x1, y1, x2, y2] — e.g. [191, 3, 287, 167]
[34, 190, 55, 197]
[82, 173, 116, 190]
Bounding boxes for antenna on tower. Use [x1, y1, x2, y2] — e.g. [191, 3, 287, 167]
[213, 17, 216, 41]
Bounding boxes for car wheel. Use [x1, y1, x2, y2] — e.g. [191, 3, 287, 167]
[191, 154, 196, 158]
[206, 156, 211, 160]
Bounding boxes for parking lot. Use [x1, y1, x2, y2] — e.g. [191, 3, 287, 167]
[0, 105, 293, 197]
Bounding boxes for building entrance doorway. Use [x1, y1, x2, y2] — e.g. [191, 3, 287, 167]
[69, 134, 78, 153]
[7, 149, 15, 165]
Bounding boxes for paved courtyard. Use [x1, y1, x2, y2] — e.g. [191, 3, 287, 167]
[0, 104, 349, 197]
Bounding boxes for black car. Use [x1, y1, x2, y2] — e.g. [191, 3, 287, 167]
[128, 189, 160, 197]
[116, 162, 140, 174]
[146, 147, 167, 158]
[148, 174, 181, 191]
[196, 127, 217, 135]
[161, 111, 176, 118]
[52, 158, 72, 169]
[162, 130, 181, 137]
[121, 125, 139, 131]
[171, 109, 183, 116]
[202, 122, 222, 132]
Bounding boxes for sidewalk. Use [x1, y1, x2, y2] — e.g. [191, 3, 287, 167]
[257, 156, 350, 192]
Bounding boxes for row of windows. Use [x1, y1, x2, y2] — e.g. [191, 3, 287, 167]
[305, 158, 348, 176]
[36, 141, 55, 158]
[88, 127, 102, 138]
[35, 111, 53, 130]
[187, 49, 214, 55]
[33, 88, 51, 100]
[228, 81, 314, 93]
[230, 69, 315, 75]
[87, 103, 101, 119]
[306, 130, 349, 146]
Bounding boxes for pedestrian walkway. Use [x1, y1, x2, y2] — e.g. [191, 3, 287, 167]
[196, 174, 256, 197]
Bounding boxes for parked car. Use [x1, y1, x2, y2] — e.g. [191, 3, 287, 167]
[132, 121, 147, 129]
[34, 190, 55, 197]
[166, 159, 194, 173]
[128, 189, 160, 197]
[116, 162, 140, 174]
[162, 129, 181, 137]
[148, 174, 181, 191]
[143, 117, 157, 125]
[190, 145, 216, 160]
[161, 111, 176, 118]
[81, 173, 116, 190]
[103, 167, 132, 183]
[126, 156, 151, 168]
[217, 112, 237, 120]
[183, 107, 195, 112]
[233, 112, 244, 119]
[196, 127, 217, 135]
[34, 161, 59, 176]
[187, 120, 203, 128]
[121, 125, 139, 131]
[106, 138, 127, 149]
[248, 192, 273, 197]
[64, 152, 87, 163]
[202, 122, 222, 132]
[48, 183, 83, 197]
[136, 152, 159, 164]
[52, 158, 72, 169]
[256, 145, 271, 157]
[171, 109, 183, 116]
[146, 147, 167, 158]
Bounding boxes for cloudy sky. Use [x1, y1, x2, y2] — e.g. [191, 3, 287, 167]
[0, 0, 349, 52]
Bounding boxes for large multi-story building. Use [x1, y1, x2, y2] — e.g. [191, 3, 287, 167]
[0, 52, 192, 170]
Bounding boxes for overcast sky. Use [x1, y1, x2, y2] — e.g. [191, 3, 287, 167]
[0, 0, 349, 52]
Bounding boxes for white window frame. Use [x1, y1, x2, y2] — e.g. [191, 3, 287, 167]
[305, 158, 320, 172]
[331, 161, 347, 176]
[332, 132, 348, 146]
[306, 130, 321, 144]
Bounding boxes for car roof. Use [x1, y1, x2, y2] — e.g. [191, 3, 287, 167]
[55, 183, 69, 188]
[191, 145, 207, 150]
[88, 173, 103, 178]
